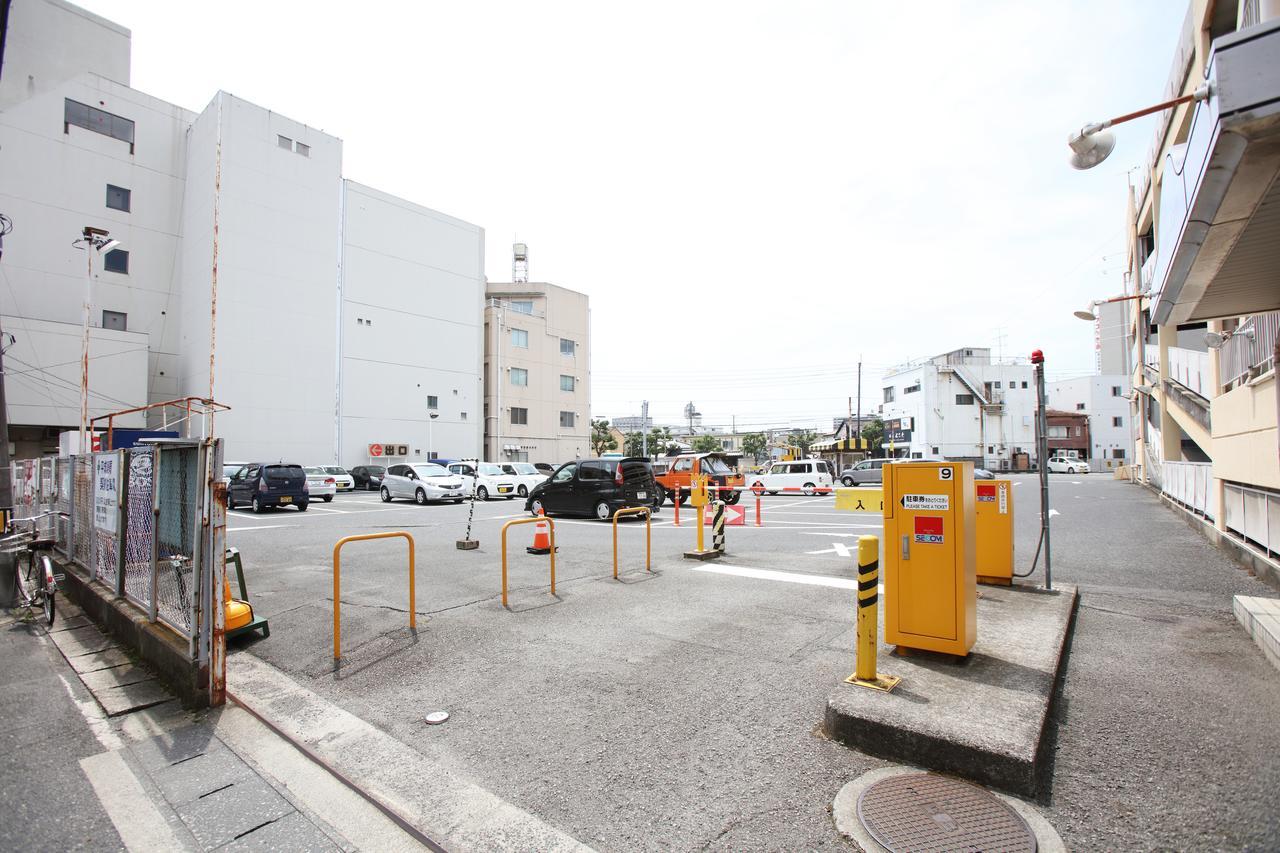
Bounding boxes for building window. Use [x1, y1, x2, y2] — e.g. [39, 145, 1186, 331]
[987, 445, 994, 454]
[559, 411, 575, 429]
[1076, 403, 1086, 410]
[460, 412, 467, 420]
[883, 387, 895, 403]
[722, 439, 733, 450]
[511, 407, 528, 425]
[993, 381, 1001, 389]
[64, 99, 135, 152]
[560, 374, 574, 392]
[510, 367, 528, 386]
[1048, 425, 1068, 438]
[1112, 416, 1123, 427]
[903, 384, 920, 395]
[931, 446, 940, 455]
[427, 395, 438, 409]
[511, 328, 528, 348]
[560, 338, 576, 356]
[106, 185, 131, 212]
[1111, 386, 1123, 396]
[1021, 381, 1028, 389]
[103, 249, 129, 274]
[102, 310, 127, 331]
[510, 300, 533, 314]
[1112, 448, 1125, 459]
[955, 394, 975, 405]
[278, 134, 293, 150]
[295, 142, 310, 157]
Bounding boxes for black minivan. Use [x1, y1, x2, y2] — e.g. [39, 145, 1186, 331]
[525, 457, 657, 520]
[228, 463, 309, 512]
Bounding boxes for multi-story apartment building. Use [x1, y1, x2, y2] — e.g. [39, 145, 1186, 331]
[1107, 2, 1279, 577]
[880, 347, 1037, 470]
[1047, 375, 1133, 471]
[0, 0, 485, 465]
[483, 281, 591, 463]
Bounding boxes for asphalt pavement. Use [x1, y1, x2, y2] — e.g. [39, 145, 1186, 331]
[222, 474, 1280, 851]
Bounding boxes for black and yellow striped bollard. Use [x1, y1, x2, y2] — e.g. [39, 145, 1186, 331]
[712, 500, 725, 553]
[845, 534, 901, 692]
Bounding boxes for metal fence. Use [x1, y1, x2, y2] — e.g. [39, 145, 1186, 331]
[8, 457, 59, 539]
[1223, 482, 1280, 560]
[1220, 311, 1280, 390]
[1162, 461, 1216, 521]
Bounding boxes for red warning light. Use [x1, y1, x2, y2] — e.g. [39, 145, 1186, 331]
[1030, 349, 1044, 364]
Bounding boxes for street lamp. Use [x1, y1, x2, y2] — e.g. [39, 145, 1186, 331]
[1068, 85, 1210, 170]
[72, 226, 122, 453]
[428, 410, 439, 461]
[1072, 293, 1145, 322]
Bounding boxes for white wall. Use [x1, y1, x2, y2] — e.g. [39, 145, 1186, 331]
[0, 0, 130, 109]
[339, 181, 484, 468]
[1048, 374, 1132, 465]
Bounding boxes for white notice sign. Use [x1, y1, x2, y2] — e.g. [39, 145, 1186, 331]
[94, 454, 120, 532]
[901, 494, 950, 511]
[998, 483, 1008, 515]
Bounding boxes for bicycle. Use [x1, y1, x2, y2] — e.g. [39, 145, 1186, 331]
[1, 511, 64, 627]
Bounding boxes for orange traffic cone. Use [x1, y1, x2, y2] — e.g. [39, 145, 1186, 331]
[527, 508, 554, 555]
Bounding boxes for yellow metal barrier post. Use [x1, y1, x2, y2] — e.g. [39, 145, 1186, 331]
[844, 534, 901, 692]
[682, 474, 719, 561]
[612, 506, 652, 579]
[333, 531, 416, 661]
[501, 517, 558, 607]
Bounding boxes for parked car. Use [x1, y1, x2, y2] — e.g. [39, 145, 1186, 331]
[446, 461, 518, 500]
[350, 465, 385, 491]
[223, 461, 246, 480]
[227, 463, 309, 513]
[380, 463, 466, 504]
[320, 466, 354, 491]
[500, 462, 548, 498]
[1047, 456, 1090, 474]
[974, 468, 996, 480]
[533, 462, 556, 475]
[525, 457, 657, 520]
[747, 459, 834, 496]
[652, 453, 743, 506]
[302, 466, 337, 502]
[840, 458, 888, 486]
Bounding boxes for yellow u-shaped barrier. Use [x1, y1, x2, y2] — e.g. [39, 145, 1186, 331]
[333, 531, 415, 661]
[612, 507, 651, 579]
[501, 516, 557, 607]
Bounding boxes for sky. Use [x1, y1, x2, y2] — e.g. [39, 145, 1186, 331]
[74, 0, 1187, 433]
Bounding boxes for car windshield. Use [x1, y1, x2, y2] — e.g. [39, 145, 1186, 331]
[479, 464, 505, 476]
[700, 456, 732, 475]
[366, 465, 385, 474]
[513, 463, 539, 475]
[323, 466, 347, 475]
[303, 467, 323, 475]
[412, 464, 451, 478]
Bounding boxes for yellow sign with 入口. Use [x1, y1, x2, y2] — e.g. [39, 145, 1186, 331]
[835, 487, 884, 514]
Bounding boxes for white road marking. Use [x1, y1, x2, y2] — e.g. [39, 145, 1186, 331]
[1071, 480, 1082, 484]
[81, 750, 188, 852]
[806, 542, 854, 557]
[1049, 509, 1061, 517]
[228, 524, 296, 532]
[58, 672, 123, 752]
[308, 505, 351, 514]
[691, 563, 883, 592]
[800, 532, 858, 537]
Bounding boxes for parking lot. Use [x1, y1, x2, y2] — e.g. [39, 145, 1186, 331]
[225, 474, 1280, 851]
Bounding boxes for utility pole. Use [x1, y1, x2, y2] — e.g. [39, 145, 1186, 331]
[856, 358, 863, 452]
[0, 214, 12, 513]
[641, 400, 649, 458]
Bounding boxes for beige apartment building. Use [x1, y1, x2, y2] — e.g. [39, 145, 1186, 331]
[483, 282, 591, 464]
[1115, 1, 1279, 579]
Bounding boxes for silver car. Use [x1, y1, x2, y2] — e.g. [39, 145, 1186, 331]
[380, 463, 466, 505]
[839, 458, 889, 486]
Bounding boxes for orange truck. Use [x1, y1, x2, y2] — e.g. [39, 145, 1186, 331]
[653, 453, 743, 506]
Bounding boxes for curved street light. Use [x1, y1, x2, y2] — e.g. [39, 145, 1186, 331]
[1068, 85, 1211, 170]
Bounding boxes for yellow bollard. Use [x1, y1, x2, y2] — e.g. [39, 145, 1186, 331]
[844, 534, 901, 692]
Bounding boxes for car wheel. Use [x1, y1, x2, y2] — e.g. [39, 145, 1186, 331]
[724, 490, 740, 505]
[652, 488, 665, 508]
[518, 484, 528, 498]
[477, 486, 489, 501]
[380, 487, 392, 503]
[252, 496, 264, 514]
[841, 476, 854, 487]
[802, 482, 816, 496]
[323, 495, 333, 503]
[529, 497, 545, 517]
[227, 495, 237, 510]
[415, 488, 428, 505]
[298, 501, 309, 512]
[594, 501, 612, 521]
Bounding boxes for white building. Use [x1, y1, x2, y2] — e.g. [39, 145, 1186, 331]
[1046, 375, 1133, 471]
[880, 347, 1037, 470]
[0, 0, 484, 465]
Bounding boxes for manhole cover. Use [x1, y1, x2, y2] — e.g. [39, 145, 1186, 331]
[856, 773, 1036, 853]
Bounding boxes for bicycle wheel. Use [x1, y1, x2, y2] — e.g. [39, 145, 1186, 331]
[39, 555, 55, 627]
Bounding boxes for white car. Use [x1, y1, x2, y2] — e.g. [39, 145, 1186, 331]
[447, 462, 519, 501]
[302, 466, 337, 502]
[499, 462, 548, 498]
[1046, 456, 1090, 474]
[319, 465, 355, 491]
[746, 459, 835, 496]
[380, 463, 467, 504]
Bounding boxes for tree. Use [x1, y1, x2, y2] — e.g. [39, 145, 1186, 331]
[591, 419, 618, 456]
[623, 432, 645, 457]
[692, 434, 722, 453]
[791, 429, 818, 456]
[647, 426, 673, 458]
[741, 432, 768, 462]
[860, 420, 884, 455]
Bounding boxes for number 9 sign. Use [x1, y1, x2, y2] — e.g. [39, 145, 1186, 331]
[939, 466, 953, 481]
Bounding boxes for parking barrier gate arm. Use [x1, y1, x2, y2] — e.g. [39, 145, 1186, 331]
[500, 517, 557, 607]
[612, 507, 652, 579]
[333, 531, 416, 661]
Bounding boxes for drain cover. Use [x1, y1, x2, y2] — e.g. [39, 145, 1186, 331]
[856, 773, 1036, 853]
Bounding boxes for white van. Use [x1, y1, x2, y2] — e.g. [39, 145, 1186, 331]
[746, 459, 835, 496]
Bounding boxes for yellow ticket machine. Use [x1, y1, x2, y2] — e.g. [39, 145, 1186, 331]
[975, 479, 1014, 585]
[883, 460, 976, 657]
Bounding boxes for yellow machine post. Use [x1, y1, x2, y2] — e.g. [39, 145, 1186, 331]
[975, 478, 1015, 585]
[844, 535, 901, 692]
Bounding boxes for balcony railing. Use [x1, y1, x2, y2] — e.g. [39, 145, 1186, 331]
[1167, 346, 1210, 397]
[1162, 461, 1216, 520]
[1143, 343, 1160, 370]
[1223, 481, 1280, 560]
[1220, 311, 1279, 390]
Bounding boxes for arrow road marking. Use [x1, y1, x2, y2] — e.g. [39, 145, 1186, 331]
[805, 542, 853, 557]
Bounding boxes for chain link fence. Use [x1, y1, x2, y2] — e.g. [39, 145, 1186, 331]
[123, 446, 157, 609]
[155, 446, 199, 635]
[72, 456, 93, 567]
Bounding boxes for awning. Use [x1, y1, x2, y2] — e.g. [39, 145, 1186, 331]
[1150, 19, 1280, 326]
